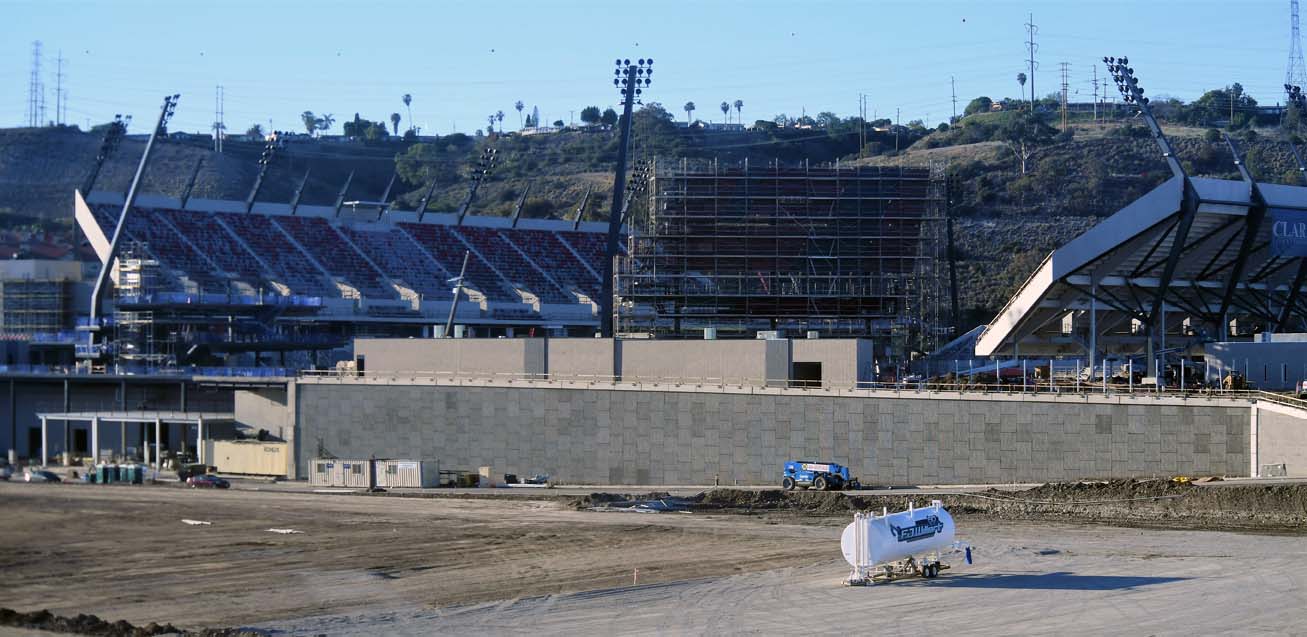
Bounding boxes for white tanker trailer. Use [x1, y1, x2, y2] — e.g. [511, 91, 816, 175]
[840, 500, 973, 585]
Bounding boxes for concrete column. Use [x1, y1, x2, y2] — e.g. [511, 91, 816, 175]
[197, 417, 205, 465]
[120, 421, 127, 459]
[154, 418, 162, 470]
[40, 416, 47, 467]
[90, 416, 99, 464]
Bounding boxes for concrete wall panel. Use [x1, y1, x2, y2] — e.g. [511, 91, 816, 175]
[294, 382, 1254, 486]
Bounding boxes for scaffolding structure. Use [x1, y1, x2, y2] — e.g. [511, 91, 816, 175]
[113, 244, 171, 367]
[618, 159, 950, 357]
[0, 279, 70, 333]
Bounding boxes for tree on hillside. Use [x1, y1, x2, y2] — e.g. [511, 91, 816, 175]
[720, 101, 730, 123]
[246, 124, 264, 139]
[1183, 83, 1258, 128]
[601, 108, 618, 127]
[394, 142, 459, 189]
[580, 106, 601, 125]
[496, 110, 505, 131]
[390, 113, 402, 136]
[734, 99, 743, 125]
[1017, 73, 1027, 109]
[301, 111, 318, 136]
[486, 114, 496, 134]
[402, 94, 413, 132]
[964, 97, 993, 116]
[1000, 112, 1056, 174]
[515, 100, 525, 128]
[552, 119, 564, 128]
[684, 101, 696, 124]
[316, 113, 334, 134]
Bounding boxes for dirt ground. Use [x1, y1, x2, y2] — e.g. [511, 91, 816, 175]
[1, 480, 1305, 635]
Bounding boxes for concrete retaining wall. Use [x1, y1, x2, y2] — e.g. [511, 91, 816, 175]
[1255, 403, 1307, 477]
[293, 381, 1252, 485]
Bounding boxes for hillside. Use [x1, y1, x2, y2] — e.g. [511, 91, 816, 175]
[0, 113, 1296, 329]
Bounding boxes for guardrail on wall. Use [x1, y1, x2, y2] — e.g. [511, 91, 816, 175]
[297, 368, 1307, 409]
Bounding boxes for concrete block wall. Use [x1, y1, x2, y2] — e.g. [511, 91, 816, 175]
[294, 382, 1252, 485]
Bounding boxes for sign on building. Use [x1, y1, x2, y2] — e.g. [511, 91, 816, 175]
[1270, 210, 1307, 257]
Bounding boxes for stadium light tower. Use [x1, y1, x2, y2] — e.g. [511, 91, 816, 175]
[85, 94, 179, 359]
[245, 131, 284, 213]
[1104, 56, 1203, 374]
[600, 57, 652, 337]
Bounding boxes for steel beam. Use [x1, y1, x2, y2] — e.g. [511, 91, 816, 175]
[1216, 134, 1269, 326]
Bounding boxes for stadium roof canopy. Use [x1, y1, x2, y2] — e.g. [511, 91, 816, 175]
[976, 175, 1307, 358]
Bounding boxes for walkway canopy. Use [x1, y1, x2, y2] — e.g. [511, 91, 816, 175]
[976, 175, 1307, 359]
[35, 410, 234, 469]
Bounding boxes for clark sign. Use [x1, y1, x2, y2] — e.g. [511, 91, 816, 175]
[1271, 210, 1307, 257]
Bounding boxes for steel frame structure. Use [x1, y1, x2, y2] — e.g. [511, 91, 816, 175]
[618, 160, 949, 354]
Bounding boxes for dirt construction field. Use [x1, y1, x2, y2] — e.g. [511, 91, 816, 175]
[1, 481, 1305, 635]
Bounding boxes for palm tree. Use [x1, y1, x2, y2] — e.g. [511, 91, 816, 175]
[734, 99, 744, 125]
[402, 94, 413, 132]
[514, 100, 524, 128]
[496, 110, 505, 131]
[318, 113, 335, 133]
[720, 101, 730, 123]
[684, 101, 696, 124]
[390, 113, 401, 136]
[487, 114, 496, 134]
[1017, 72, 1027, 110]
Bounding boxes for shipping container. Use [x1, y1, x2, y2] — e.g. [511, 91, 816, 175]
[309, 458, 374, 487]
[212, 441, 289, 476]
[375, 459, 440, 488]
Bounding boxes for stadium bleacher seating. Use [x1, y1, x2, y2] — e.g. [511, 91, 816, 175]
[338, 226, 451, 298]
[505, 229, 601, 300]
[218, 214, 336, 297]
[398, 223, 518, 302]
[455, 226, 571, 303]
[165, 210, 270, 286]
[273, 216, 396, 299]
[84, 201, 616, 314]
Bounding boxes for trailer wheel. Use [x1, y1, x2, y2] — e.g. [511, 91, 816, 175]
[813, 476, 829, 491]
[781, 476, 795, 491]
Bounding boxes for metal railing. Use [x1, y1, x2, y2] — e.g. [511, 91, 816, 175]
[297, 368, 1307, 409]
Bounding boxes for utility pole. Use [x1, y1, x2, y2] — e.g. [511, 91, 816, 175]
[1059, 62, 1070, 129]
[1092, 65, 1099, 123]
[950, 76, 958, 122]
[55, 51, 64, 126]
[1025, 14, 1038, 112]
[601, 57, 652, 338]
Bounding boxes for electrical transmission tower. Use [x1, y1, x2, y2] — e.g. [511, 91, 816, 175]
[1290, 0, 1307, 90]
[213, 85, 225, 153]
[1025, 15, 1038, 110]
[27, 41, 42, 127]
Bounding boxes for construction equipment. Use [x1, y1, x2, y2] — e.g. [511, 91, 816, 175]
[781, 460, 860, 491]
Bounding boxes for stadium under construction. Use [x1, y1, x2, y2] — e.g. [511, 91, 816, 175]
[5, 54, 1307, 486]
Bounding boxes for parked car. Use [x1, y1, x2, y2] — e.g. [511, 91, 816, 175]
[186, 474, 230, 489]
[0, 464, 13, 480]
[24, 469, 61, 483]
[1298, 379, 1307, 399]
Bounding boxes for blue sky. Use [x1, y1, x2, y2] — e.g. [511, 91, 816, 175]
[1, 0, 1296, 136]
